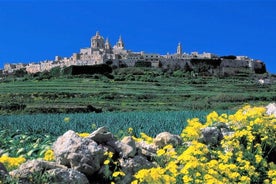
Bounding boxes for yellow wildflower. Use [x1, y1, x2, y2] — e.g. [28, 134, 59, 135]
[140, 132, 154, 144]
[44, 149, 55, 161]
[0, 155, 26, 171]
[255, 155, 262, 164]
[104, 151, 114, 158]
[77, 132, 90, 138]
[128, 127, 133, 135]
[64, 117, 70, 123]
[112, 171, 125, 177]
[157, 149, 165, 156]
[104, 159, 110, 165]
[183, 175, 192, 183]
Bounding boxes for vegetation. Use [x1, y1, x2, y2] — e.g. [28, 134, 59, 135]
[0, 67, 275, 182]
[0, 111, 215, 138]
[132, 105, 276, 183]
[0, 67, 274, 114]
[0, 105, 275, 183]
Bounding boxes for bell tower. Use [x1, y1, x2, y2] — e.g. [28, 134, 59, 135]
[116, 35, 124, 49]
[177, 42, 182, 56]
[105, 38, 112, 53]
[91, 31, 104, 49]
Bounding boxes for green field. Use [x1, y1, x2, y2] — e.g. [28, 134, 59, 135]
[0, 68, 275, 114]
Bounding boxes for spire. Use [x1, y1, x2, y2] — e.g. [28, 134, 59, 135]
[91, 31, 104, 49]
[105, 37, 109, 44]
[116, 35, 124, 49]
[105, 37, 111, 50]
[177, 42, 182, 56]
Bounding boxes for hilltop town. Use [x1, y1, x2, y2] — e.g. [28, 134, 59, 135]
[3, 31, 266, 76]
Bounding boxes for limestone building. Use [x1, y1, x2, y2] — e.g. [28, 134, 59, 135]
[3, 31, 264, 75]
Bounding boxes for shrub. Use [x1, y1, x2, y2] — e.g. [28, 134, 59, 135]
[132, 105, 276, 183]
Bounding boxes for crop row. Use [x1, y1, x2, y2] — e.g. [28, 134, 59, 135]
[0, 111, 224, 137]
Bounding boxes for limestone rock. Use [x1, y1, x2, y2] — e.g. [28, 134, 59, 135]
[9, 160, 66, 179]
[119, 155, 155, 183]
[121, 136, 136, 152]
[88, 126, 115, 144]
[53, 130, 105, 176]
[47, 168, 89, 184]
[107, 136, 136, 158]
[0, 162, 8, 180]
[136, 141, 157, 157]
[266, 103, 276, 117]
[121, 136, 137, 158]
[107, 140, 136, 158]
[200, 127, 223, 146]
[154, 132, 182, 148]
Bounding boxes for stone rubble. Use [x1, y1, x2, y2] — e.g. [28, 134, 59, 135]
[5, 120, 245, 183]
[3, 103, 276, 183]
[266, 103, 276, 117]
[7, 127, 182, 183]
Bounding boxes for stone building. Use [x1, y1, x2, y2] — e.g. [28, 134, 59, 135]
[2, 31, 266, 75]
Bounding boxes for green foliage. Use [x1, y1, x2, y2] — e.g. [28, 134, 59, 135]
[49, 66, 62, 78]
[0, 129, 54, 159]
[0, 68, 275, 114]
[0, 111, 218, 137]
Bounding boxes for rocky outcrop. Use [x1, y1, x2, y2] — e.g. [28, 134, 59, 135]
[9, 160, 83, 184]
[52, 130, 105, 176]
[88, 126, 115, 144]
[200, 127, 223, 146]
[46, 168, 89, 184]
[154, 132, 182, 148]
[0, 162, 8, 180]
[266, 103, 276, 117]
[199, 123, 233, 147]
[8, 127, 181, 183]
[119, 155, 155, 183]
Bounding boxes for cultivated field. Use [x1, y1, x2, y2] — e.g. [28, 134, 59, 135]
[0, 68, 275, 114]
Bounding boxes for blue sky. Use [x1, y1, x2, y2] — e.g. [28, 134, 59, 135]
[0, 0, 275, 73]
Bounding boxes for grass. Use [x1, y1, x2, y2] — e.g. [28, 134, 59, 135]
[0, 70, 275, 114]
[0, 110, 218, 137]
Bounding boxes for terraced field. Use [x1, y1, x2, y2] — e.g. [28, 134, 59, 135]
[0, 69, 275, 114]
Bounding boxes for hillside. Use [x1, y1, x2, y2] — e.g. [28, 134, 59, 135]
[0, 67, 275, 114]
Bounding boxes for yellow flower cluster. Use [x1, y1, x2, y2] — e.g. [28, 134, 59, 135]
[133, 167, 176, 184]
[132, 105, 276, 183]
[103, 151, 114, 165]
[181, 118, 203, 142]
[77, 132, 90, 138]
[0, 155, 26, 171]
[63, 117, 70, 123]
[132, 132, 154, 144]
[43, 149, 55, 161]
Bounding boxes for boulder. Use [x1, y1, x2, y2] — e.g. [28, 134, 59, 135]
[121, 136, 137, 157]
[119, 155, 155, 184]
[88, 126, 115, 144]
[9, 160, 66, 180]
[0, 162, 8, 180]
[47, 168, 89, 184]
[107, 139, 136, 158]
[136, 141, 157, 157]
[154, 132, 182, 148]
[266, 103, 276, 117]
[200, 127, 223, 146]
[53, 130, 105, 176]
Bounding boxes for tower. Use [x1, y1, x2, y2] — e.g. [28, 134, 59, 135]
[177, 42, 182, 56]
[91, 31, 105, 49]
[116, 35, 124, 49]
[105, 38, 112, 53]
